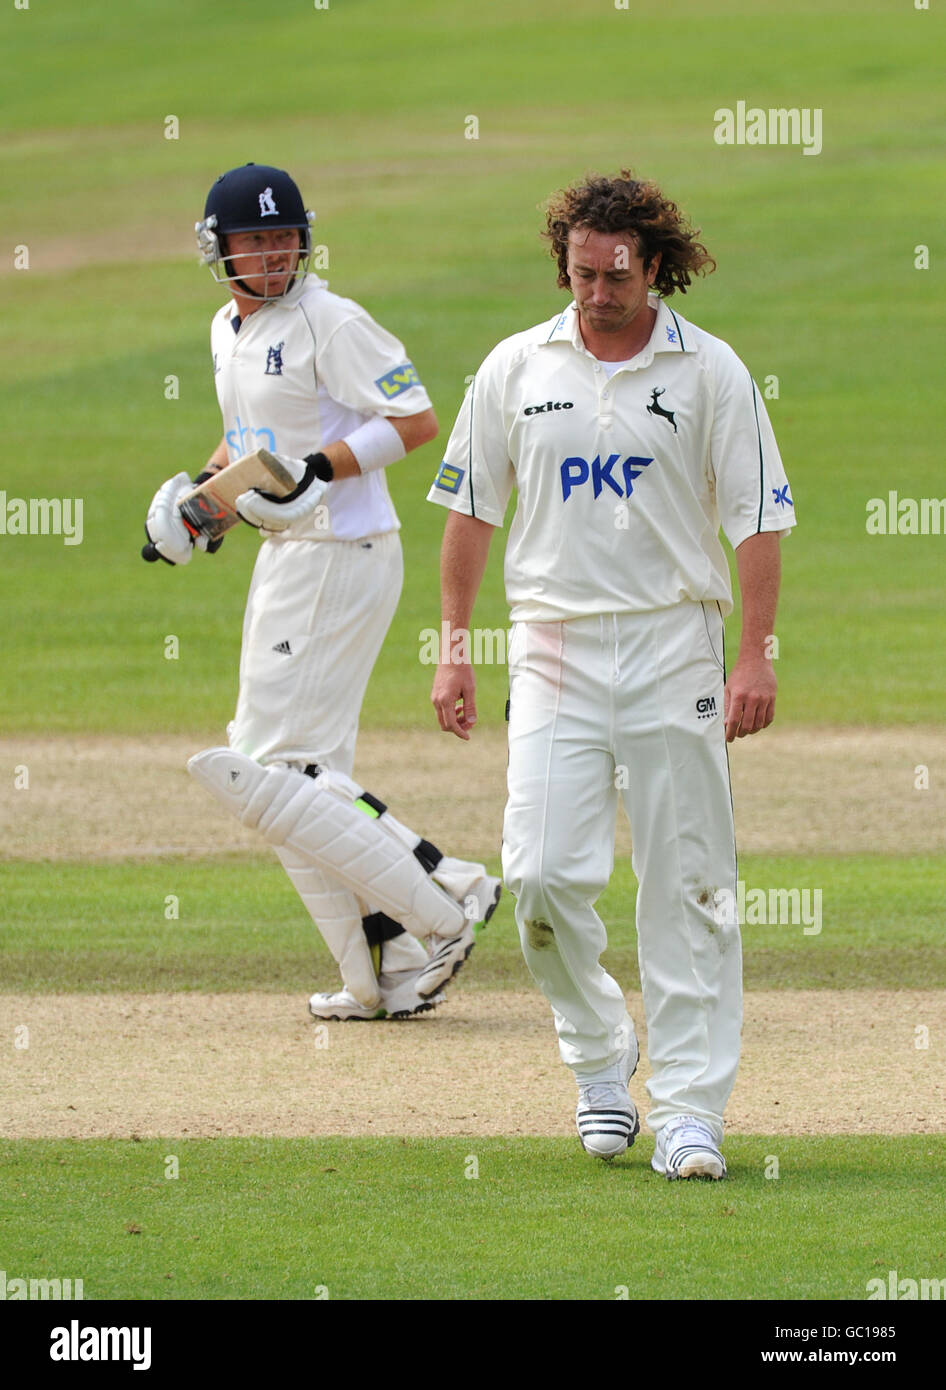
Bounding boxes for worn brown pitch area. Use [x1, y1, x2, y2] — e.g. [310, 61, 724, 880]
[3, 989, 944, 1139]
[2, 726, 946, 861]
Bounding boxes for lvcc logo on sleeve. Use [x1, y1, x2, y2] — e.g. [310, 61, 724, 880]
[376, 362, 422, 399]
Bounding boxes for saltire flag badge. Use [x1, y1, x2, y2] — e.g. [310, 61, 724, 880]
[434, 461, 465, 494]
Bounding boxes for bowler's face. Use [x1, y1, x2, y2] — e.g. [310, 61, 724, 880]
[566, 228, 659, 337]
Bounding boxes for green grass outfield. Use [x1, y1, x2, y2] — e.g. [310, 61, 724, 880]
[3, 853, 946, 993]
[3, 0, 945, 733]
[2, 1136, 945, 1302]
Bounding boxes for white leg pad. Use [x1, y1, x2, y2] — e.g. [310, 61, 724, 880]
[188, 748, 466, 941]
[432, 855, 489, 900]
[379, 931, 431, 974]
[274, 846, 381, 1009]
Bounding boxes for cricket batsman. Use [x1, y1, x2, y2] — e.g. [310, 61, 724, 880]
[143, 163, 500, 1020]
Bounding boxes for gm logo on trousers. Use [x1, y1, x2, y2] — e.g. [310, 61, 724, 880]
[560, 454, 654, 501]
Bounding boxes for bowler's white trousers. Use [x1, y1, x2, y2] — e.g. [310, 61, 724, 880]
[501, 602, 741, 1141]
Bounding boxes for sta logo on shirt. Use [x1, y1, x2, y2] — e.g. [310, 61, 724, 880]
[560, 454, 654, 502]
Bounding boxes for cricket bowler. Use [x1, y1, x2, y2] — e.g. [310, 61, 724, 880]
[430, 170, 795, 1177]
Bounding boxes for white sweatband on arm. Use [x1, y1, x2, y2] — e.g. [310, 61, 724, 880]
[343, 415, 406, 473]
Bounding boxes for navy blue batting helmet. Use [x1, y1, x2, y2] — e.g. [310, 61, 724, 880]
[196, 163, 315, 297]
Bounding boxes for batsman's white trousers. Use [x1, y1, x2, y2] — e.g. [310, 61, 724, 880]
[228, 530, 429, 991]
[229, 530, 403, 771]
[501, 602, 741, 1142]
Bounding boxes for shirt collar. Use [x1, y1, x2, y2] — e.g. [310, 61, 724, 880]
[541, 294, 695, 364]
[281, 273, 327, 305]
[226, 274, 326, 323]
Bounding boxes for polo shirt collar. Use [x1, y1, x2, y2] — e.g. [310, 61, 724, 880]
[226, 274, 327, 323]
[542, 295, 696, 364]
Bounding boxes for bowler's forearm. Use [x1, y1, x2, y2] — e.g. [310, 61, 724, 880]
[734, 531, 781, 659]
[440, 511, 495, 633]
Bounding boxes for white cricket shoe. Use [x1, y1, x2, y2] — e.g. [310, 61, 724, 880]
[575, 1032, 641, 1160]
[308, 974, 444, 1022]
[651, 1115, 726, 1180]
[415, 872, 502, 998]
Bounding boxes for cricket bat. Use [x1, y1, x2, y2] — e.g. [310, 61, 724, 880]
[179, 448, 297, 542]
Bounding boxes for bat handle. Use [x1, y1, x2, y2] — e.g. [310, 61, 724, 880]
[141, 541, 162, 562]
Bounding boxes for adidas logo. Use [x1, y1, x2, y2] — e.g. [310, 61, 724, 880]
[272, 640, 293, 656]
[228, 769, 241, 784]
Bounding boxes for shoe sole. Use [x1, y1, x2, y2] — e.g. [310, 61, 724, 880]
[308, 1007, 386, 1021]
[662, 1169, 726, 1181]
[308, 996, 444, 1022]
[387, 997, 442, 1020]
[416, 883, 502, 998]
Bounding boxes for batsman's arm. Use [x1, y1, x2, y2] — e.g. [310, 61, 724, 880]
[724, 531, 781, 742]
[431, 511, 496, 740]
[235, 409, 439, 529]
[387, 408, 438, 454]
[317, 409, 439, 480]
[204, 436, 229, 475]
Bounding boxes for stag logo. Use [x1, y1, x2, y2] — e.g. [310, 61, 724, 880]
[646, 388, 677, 434]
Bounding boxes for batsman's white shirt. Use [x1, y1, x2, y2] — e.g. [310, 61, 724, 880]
[211, 277, 432, 542]
[427, 295, 795, 617]
[216, 276, 430, 766]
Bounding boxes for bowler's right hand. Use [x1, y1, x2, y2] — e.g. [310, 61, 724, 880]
[432, 661, 477, 740]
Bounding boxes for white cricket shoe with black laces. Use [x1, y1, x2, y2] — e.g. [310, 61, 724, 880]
[575, 1028, 641, 1160]
[652, 1115, 726, 1180]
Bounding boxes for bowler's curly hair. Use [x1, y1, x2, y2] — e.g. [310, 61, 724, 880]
[543, 170, 715, 297]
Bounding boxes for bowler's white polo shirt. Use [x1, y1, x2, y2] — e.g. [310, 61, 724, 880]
[211, 277, 432, 541]
[427, 296, 795, 621]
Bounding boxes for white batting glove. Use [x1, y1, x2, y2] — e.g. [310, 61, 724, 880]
[143, 472, 226, 564]
[143, 472, 200, 565]
[235, 452, 330, 532]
